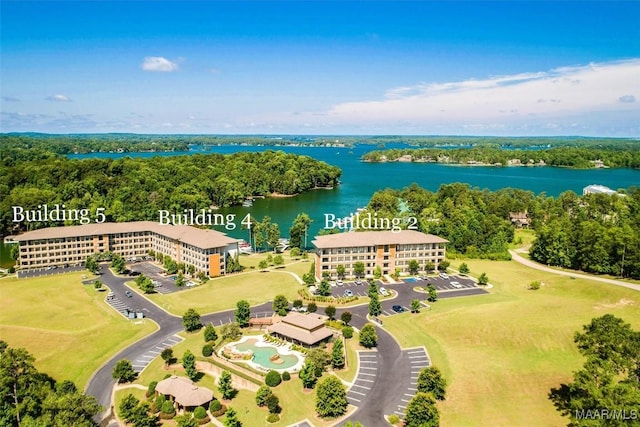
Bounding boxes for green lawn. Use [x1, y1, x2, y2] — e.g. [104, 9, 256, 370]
[0, 272, 157, 389]
[146, 263, 306, 316]
[384, 259, 640, 427]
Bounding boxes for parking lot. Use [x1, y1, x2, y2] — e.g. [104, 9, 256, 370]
[407, 275, 477, 291]
[128, 262, 181, 294]
[394, 347, 431, 417]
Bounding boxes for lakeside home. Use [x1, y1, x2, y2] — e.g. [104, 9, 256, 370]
[312, 230, 448, 280]
[9, 221, 239, 276]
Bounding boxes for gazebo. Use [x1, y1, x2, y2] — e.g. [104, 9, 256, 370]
[155, 375, 214, 410]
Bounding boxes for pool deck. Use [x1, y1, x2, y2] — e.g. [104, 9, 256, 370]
[221, 335, 305, 373]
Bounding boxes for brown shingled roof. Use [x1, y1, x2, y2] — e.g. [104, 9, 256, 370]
[312, 230, 448, 249]
[156, 375, 214, 407]
[12, 221, 238, 250]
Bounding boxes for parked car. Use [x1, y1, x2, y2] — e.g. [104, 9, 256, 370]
[344, 289, 354, 297]
[355, 279, 362, 285]
[379, 287, 389, 296]
[439, 272, 449, 279]
[392, 305, 405, 313]
[337, 280, 344, 286]
[125, 290, 133, 298]
[451, 281, 463, 289]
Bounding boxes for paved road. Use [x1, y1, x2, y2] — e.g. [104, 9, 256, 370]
[509, 250, 640, 292]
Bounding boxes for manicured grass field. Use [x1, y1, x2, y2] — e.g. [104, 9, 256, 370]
[0, 272, 157, 389]
[146, 261, 306, 316]
[384, 259, 640, 427]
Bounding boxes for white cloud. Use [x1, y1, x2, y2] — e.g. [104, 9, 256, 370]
[141, 56, 179, 72]
[284, 58, 638, 135]
[45, 94, 71, 102]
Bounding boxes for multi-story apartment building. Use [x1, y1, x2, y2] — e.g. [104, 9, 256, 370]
[9, 221, 239, 277]
[313, 230, 448, 280]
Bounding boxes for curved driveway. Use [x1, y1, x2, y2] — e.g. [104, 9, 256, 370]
[88, 269, 485, 425]
[509, 250, 640, 292]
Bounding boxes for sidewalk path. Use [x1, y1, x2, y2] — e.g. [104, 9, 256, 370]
[508, 250, 640, 292]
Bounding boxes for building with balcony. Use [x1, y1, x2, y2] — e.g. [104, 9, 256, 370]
[312, 230, 448, 280]
[9, 221, 239, 277]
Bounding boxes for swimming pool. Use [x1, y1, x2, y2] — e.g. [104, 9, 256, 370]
[405, 277, 417, 283]
[223, 336, 305, 372]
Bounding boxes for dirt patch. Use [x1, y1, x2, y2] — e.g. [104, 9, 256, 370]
[594, 298, 637, 310]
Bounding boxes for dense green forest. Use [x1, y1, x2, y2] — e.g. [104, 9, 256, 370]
[362, 183, 640, 279]
[361, 146, 640, 169]
[0, 151, 341, 234]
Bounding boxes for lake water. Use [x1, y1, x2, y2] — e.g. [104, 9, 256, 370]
[2, 144, 638, 267]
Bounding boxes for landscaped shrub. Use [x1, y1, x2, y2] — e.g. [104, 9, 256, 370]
[265, 370, 282, 387]
[159, 400, 176, 419]
[146, 380, 158, 398]
[388, 413, 400, 425]
[193, 406, 207, 420]
[281, 371, 291, 381]
[255, 385, 272, 407]
[153, 394, 166, 412]
[202, 343, 213, 357]
[209, 399, 227, 417]
[342, 326, 354, 339]
[266, 413, 280, 423]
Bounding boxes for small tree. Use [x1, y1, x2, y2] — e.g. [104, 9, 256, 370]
[404, 392, 439, 427]
[341, 311, 352, 325]
[374, 265, 382, 279]
[317, 280, 331, 296]
[182, 350, 198, 381]
[112, 359, 136, 383]
[307, 302, 318, 313]
[85, 256, 100, 274]
[411, 299, 421, 313]
[255, 385, 272, 407]
[315, 376, 348, 418]
[161, 348, 174, 366]
[182, 308, 202, 332]
[359, 324, 378, 348]
[324, 305, 336, 320]
[427, 285, 438, 302]
[299, 361, 317, 389]
[265, 370, 282, 387]
[459, 263, 470, 275]
[193, 406, 207, 420]
[266, 393, 281, 414]
[369, 292, 382, 317]
[176, 414, 198, 427]
[218, 370, 236, 400]
[221, 323, 241, 340]
[223, 407, 241, 427]
[273, 254, 284, 267]
[202, 344, 213, 357]
[235, 300, 251, 327]
[417, 366, 447, 400]
[290, 247, 301, 258]
[478, 272, 489, 286]
[336, 264, 346, 279]
[119, 393, 140, 421]
[424, 261, 435, 273]
[342, 326, 354, 339]
[293, 299, 303, 310]
[354, 261, 365, 278]
[437, 260, 450, 271]
[408, 259, 420, 275]
[175, 271, 186, 287]
[258, 260, 268, 271]
[93, 280, 102, 290]
[331, 338, 345, 369]
[272, 294, 288, 314]
[529, 280, 541, 290]
[204, 324, 218, 343]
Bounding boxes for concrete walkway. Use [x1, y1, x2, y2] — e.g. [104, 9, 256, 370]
[509, 250, 640, 292]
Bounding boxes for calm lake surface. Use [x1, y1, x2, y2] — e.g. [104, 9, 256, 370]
[2, 143, 638, 267]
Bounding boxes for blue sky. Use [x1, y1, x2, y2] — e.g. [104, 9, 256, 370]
[1, 1, 639, 136]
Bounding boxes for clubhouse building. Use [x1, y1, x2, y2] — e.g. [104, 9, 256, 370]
[9, 221, 239, 277]
[312, 230, 448, 280]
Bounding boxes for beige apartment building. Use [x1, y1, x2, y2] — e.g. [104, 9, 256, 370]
[10, 221, 239, 277]
[312, 230, 448, 280]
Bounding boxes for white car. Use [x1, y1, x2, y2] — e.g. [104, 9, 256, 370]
[451, 281, 463, 289]
[379, 287, 389, 296]
[439, 273, 449, 279]
[337, 280, 343, 286]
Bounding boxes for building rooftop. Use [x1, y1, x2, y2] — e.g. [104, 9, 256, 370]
[312, 230, 448, 249]
[282, 312, 326, 330]
[156, 375, 214, 407]
[583, 184, 616, 195]
[12, 221, 238, 250]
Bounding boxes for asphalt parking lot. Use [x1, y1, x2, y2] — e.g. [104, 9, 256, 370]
[407, 275, 477, 291]
[394, 347, 431, 417]
[128, 262, 180, 294]
[347, 351, 379, 407]
[17, 263, 85, 279]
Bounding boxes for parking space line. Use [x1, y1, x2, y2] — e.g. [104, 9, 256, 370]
[349, 390, 367, 396]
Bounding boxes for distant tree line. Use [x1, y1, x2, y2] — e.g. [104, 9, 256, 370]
[361, 146, 640, 169]
[364, 183, 640, 278]
[0, 150, 341, 235]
